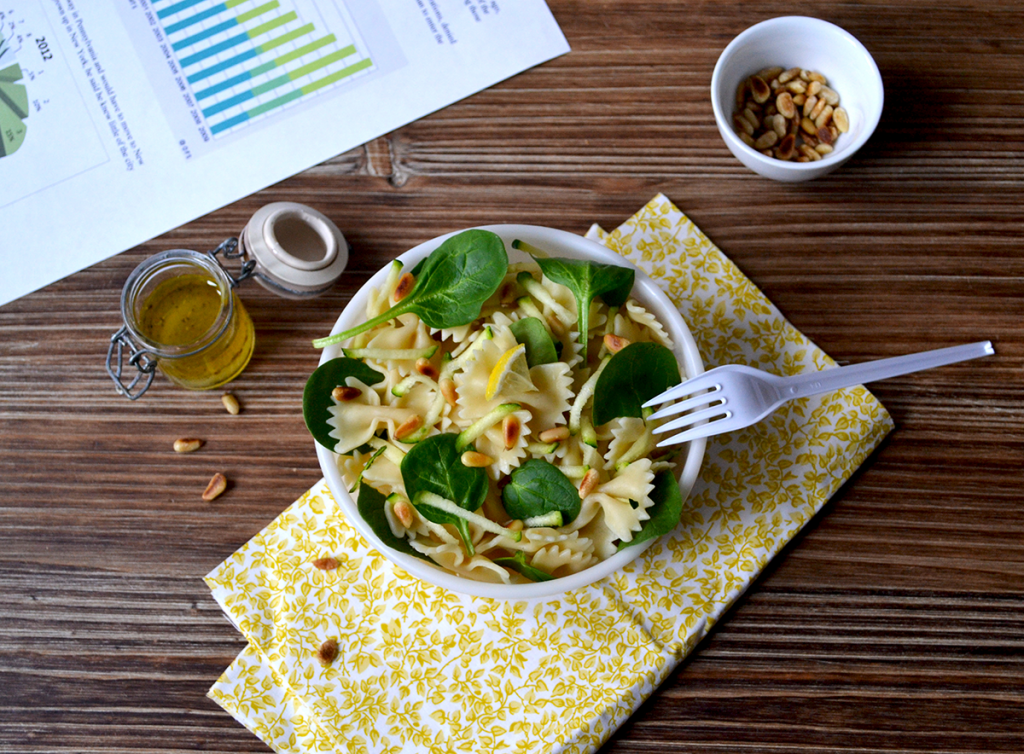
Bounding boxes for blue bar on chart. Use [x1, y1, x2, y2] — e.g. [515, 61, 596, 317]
[150, 0, 373, 136]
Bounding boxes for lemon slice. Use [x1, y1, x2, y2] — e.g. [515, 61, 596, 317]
[486, 343, 536, 400]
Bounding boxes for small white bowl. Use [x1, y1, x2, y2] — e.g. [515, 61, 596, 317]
[316, 225, 706, 600]
[711, 16, 884, 182]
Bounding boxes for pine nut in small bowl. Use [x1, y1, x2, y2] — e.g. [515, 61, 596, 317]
[711, 16, 883, 182]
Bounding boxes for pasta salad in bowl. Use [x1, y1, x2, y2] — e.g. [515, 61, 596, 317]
[306, 225, 705, 599]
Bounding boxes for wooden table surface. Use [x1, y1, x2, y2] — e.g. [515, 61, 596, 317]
[2, 1, 1022, 752]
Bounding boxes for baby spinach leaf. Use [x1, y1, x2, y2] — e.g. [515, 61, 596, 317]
[401, 433, 488, 554]
[502, 459, 581, 524]
[303, 357, 385, 451]
[618, 470, 684, 550]
[356, 484, 431, 561]
[314, 230, 508, 347]
[523, 252, 635, 361]
[493, 551, 554, 582]
[593, 341, 681, 426]
[510, 316, 558, 367]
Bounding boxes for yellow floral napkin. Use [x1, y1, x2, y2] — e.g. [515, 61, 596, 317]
[205, 194, 893, 753]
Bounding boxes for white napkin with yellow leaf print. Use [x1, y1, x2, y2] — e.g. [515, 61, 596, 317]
[205, 193, 894, 754]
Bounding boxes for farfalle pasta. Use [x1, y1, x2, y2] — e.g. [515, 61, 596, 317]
[305, 230, 690, 584]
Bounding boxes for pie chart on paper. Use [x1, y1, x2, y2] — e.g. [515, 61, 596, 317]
[0, 32, 29, 159]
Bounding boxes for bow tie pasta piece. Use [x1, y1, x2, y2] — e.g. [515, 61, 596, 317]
[511, 362, 573, 433]
[327, 378, 408, 453]
[463, 407, 534, 480]
[624, 299, 674, 347]
[453, 326, 534, 421]
[530, 544, 598, 577]
[361, 453, 405, 500]
[409, 541, 513, 585]
[358, 313, 439, 375]
[605, 417, 649, 464]
[578, 459, 657, 543]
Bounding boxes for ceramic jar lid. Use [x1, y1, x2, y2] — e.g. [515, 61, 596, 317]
[239, 202, 348, 299]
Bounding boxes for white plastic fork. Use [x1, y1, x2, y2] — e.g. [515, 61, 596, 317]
[645, 341, 995, 447]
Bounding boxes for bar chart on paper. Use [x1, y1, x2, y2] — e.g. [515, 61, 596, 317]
[151, 0, 374, 137]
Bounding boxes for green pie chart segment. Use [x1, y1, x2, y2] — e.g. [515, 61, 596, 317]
[0, 61, 28, 158]
[0, 62, 23, 82]
[0, 103, 27, 157]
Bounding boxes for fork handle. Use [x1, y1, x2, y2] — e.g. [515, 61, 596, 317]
[781, 341, 995, 400]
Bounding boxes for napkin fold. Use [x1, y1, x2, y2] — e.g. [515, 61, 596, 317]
[206, 194, 893, 754]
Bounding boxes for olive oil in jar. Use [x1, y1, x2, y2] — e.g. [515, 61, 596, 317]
[120, 250, 255, 392]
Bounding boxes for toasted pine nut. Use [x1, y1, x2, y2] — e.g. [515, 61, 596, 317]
[578, 469, 600, 499]
[814, 104, 834, 129]
[785, 79, 807, 94]
[393, 272, 415, 302]
[754, 131, 778, 150]
[775, 92, 796, 119]
[799, 144, 822, 162]
[818, 85, 840, 106]
[538, 426, 570, 443]
[800, 117, 818, 135]
[603, 333, 631, 354]
[393, 499, 415, 528]
[415, 358, 439, 380]
[777, 67, 800, 84]
[757, 66, 784, 81]
[502, 415, 521, 449]
[815, 143, 834, 155]
[202, 473, 227, 502]
[771, 113, 788, 138]
[734, 79, 747, 110]
[507, 519, 524, 532]
[440, 378, 457, 407]
[833, 107, 850, 133]
[739, 131, 755, 147]
[742, 107, 760, 130]
[221, 393, 240, 415]
[802, 94, 818, 118]
[807, 80, 822, 97]
[776, 133, 796, 161]
[332, 386, 361, 402]
[545, 315, 567, 339]
[807, 70, 828, 84]
[394, 415, 423, 441]
[173, 438, 203, 453]
[799, 69, 812, 82]
[733, 115, 754, 136]
[313, 557, 339, 570]
[791, 93, 806, 106]
[317, 639, 338, 666]
[749, 75, 770, 103]
[460, 450, 494, 468]
[816, 126, 834, 146]
[809, 97, 827, 121]
[499, 282, 518, 304]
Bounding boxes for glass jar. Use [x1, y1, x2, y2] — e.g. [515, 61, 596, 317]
[106, 202, 348, 399]
[107, 248, 255, 398]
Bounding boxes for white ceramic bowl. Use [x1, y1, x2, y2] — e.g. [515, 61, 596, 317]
[316, 225, 706, 600]
[711, 16, 884, 182]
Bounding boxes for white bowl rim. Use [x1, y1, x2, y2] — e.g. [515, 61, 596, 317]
[316, 224, 706, 600]
[710, 15, 884, 174]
